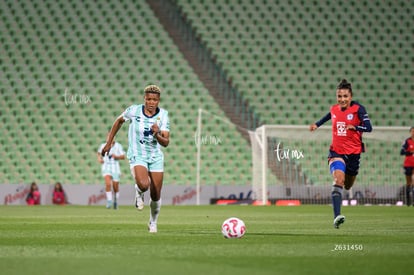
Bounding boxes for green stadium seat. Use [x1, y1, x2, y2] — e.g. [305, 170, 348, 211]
[1, 0, 410, 187]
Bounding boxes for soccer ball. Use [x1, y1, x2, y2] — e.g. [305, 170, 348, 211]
[221, 217, 246, 238]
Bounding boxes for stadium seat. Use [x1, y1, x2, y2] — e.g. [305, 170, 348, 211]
[0, 0, 252, 186]
[174, 0, 412, 186]
[1, 0, 411, 188]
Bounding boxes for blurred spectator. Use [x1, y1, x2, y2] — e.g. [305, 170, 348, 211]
[26, 182, 41, 205]
[400, 126, 414, 206]
[52, 182, 68, 205]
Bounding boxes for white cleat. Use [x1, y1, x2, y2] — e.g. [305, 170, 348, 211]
[148, 222, 157, 233]
[333, 215, 345, 229]
[135, 191, 144, 211]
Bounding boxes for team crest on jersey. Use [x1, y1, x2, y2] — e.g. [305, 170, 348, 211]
[336, 121, 347, 136]
[347, 114, 354, 120]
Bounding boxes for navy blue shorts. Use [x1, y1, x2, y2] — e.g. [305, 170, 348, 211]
[328, 150, 361, 176]
[403, 167, 414, 176]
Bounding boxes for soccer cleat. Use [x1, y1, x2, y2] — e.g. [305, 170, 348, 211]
[106, 200, 112, 209]
[148, 222, 157, 233]
[135, 191, 144, 211]
[113, 201, 118, 210]
[333, 215, 345, 229]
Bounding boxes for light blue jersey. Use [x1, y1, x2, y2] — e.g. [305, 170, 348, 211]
[97, 142, 125, 181]
[122, 104, 170, 163]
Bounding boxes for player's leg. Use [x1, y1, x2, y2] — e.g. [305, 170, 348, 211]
[104, 175, 113, 209]
[344, 174, 357, 190]
[344, 154, 360, 190]
[112, 180, 120, 210]
[404, 167, 413, 206]
[147, 171, 163, 233]
[147, 158, 164, 233]
[329, 157, 346, 228]
[131, 164, 151, 191]
[131, 164, 150, 210]
[149, 171, 163, 201]
[411, 169, 414, 206]
[111, 165, 121, 210]
[405, 175, 412, 206]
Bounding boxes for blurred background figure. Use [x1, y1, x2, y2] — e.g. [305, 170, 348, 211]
[52, 182, 68, 205]
[400, 126, 414, 206]
[97, 139, 125, 209]
[26, 182, 41, 205]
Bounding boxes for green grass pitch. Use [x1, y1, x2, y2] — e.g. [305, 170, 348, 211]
[0, 205, 413, 275]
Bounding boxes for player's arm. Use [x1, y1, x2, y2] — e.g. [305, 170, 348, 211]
[151, 123, 170, 147]
[113, 154, 125, 160]
[151, 111, 170, 147]
[97, 152, 104, 163]
[353, 105, 372, 132]
[310, 112, 331, 131]
[113, 146, 126, 160]
[400, 140, 413, 156]
[102, 115, 125, 156]
[156, 130, 170, 147]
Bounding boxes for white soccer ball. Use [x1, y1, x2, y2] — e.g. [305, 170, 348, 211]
[221, 217, 246, 239]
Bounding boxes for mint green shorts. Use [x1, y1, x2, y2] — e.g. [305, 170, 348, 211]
[129, 155, 164, 173]
[102, 172, 120, 182]
[101, 165, 121, 182]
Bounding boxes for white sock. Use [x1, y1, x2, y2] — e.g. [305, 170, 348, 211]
[106, 191, 112, 201]
[134, 184, 143, 195]
[150, 199, 162, 224]
[115, 192, 120, 200]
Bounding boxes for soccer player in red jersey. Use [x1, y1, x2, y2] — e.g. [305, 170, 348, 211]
[310, 79, 372, 228]
[400, 127, 414, 206]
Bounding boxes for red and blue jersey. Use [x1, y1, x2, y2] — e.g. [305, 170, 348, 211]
[53, 191, 66, 205]
[400, 138, 414, 167]
[316, 101, 372, 155]
[26, 191, 41, 205]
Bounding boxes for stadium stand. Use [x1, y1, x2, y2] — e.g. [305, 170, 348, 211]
[177, 0, 413, 124]
[0, 0, 252, 186]
[1, 0, 413, 188]
[173, 0, 413, 186]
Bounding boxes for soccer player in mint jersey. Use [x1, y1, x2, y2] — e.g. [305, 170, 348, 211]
[400, 127, 414, 206]
[102, 85, 170, 233]
[309, 79, 372, 228]
[97, 139, 125, 209]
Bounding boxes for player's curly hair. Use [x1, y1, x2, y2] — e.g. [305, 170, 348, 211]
[144, 85, 161, 94]
[337, 79, 352, 95]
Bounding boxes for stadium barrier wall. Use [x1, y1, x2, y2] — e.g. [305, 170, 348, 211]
[2, 184, 405, 206]
[1, 184, 250, 206]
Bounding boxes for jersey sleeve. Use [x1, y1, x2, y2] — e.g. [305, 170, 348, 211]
[355, 104, 372, 132]
[116, 143, 125, 156]
[400, 139, 413, 156]
[121, 105, 135, 122]
[97, 143, 104, 153]
[315, 112, 331, 127]
[160, 110, 170, 132]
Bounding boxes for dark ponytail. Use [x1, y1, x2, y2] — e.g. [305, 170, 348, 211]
[336, 79, 352, 95]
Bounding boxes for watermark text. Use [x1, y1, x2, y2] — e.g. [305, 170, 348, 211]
[64, 88, 92, 106]
[194, 132, 222, 146]
[274, 142, 304, 161]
